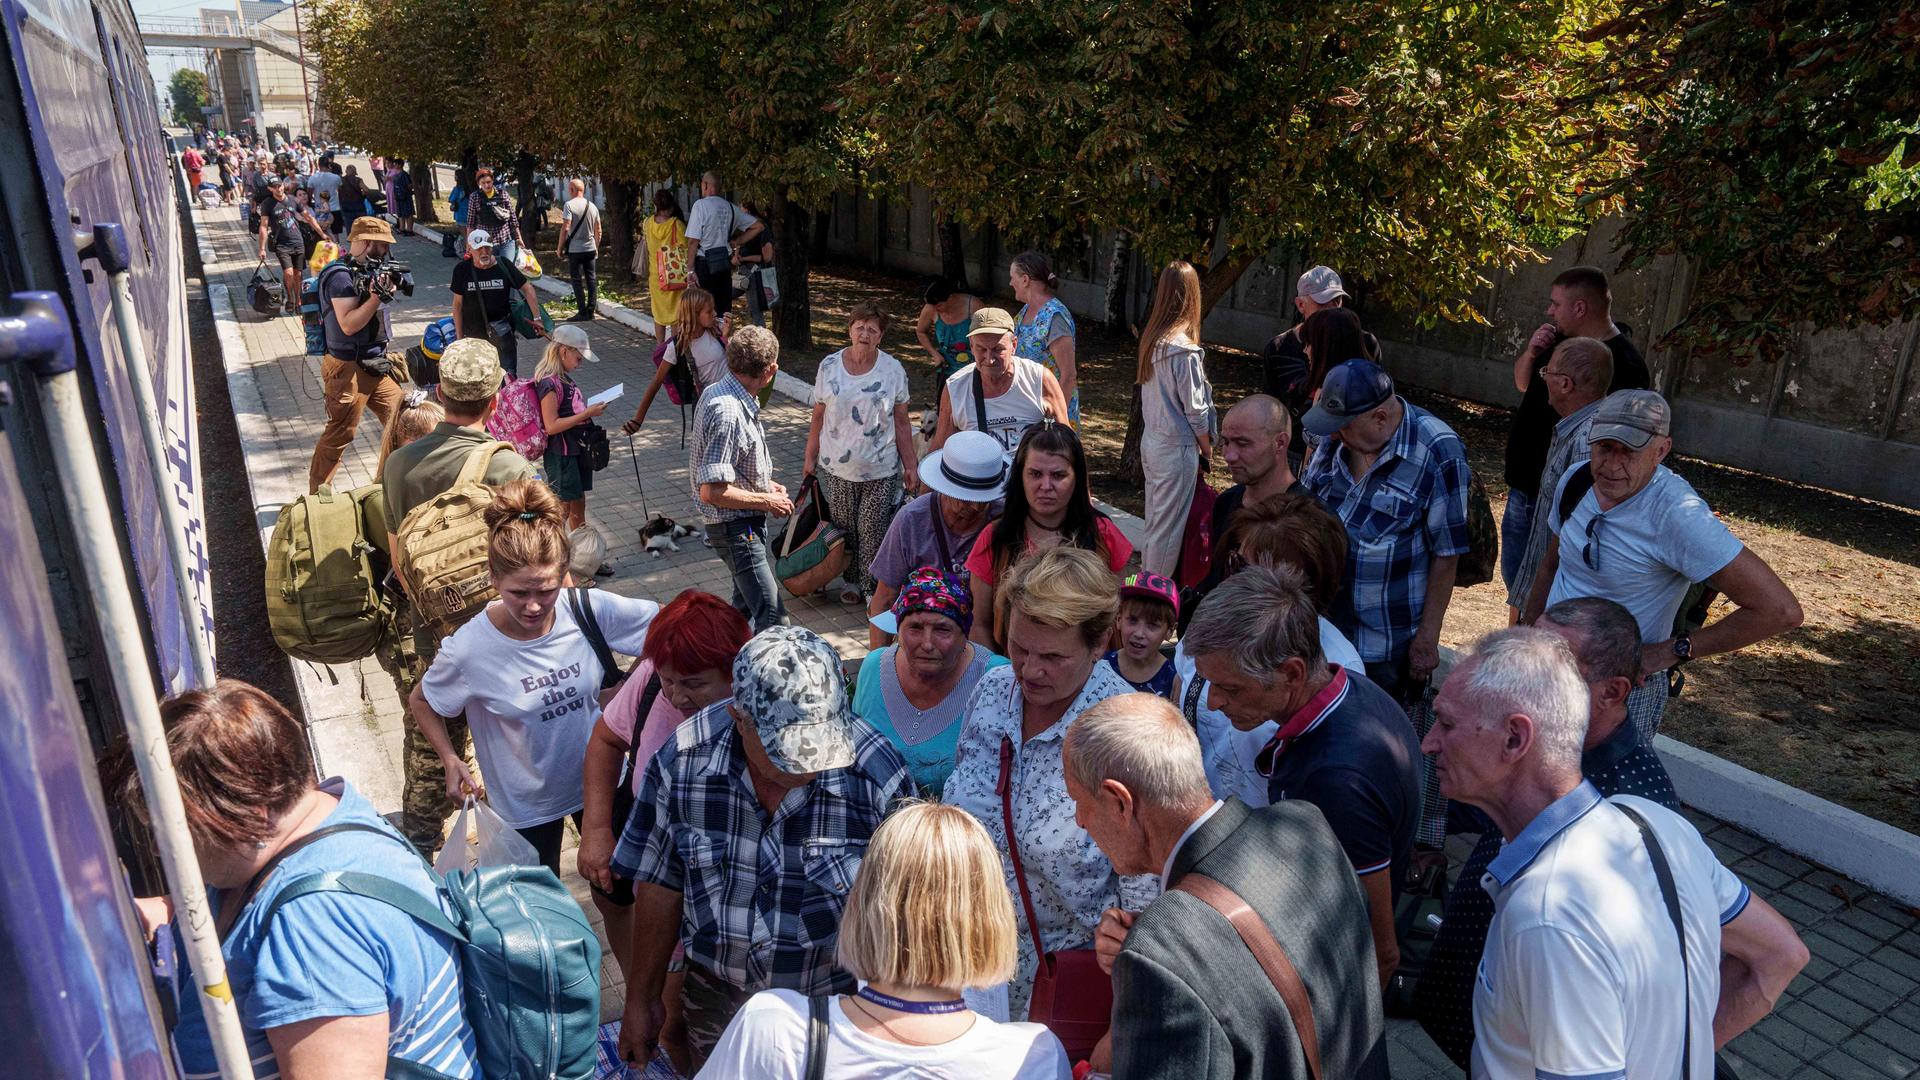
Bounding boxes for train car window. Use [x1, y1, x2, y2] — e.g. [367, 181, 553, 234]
[90, 11, 154, 264]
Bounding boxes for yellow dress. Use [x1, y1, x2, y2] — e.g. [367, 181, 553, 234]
[642, 214, 684, 328]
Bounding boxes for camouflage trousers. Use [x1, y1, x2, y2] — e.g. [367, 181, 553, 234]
[678, 964, 755, 1075]
[381, 614, 472, 853]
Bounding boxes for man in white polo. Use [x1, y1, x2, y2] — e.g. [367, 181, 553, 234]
[1423, 628, 1806, 1080]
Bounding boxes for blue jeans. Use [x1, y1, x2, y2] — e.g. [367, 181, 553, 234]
[706, 517, 787, 632]
[1500, 487, 1536, 592]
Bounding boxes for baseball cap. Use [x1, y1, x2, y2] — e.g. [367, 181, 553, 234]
[1119, 571, 1180, 619]
[467, 229, 495, 249]
[347, 216, 395, 244]
[732, 626, 860, 774]
[1588, 389, 1672, 449]
[548, 323, 597, 363]
[967, 307, 1016, 338]
[437, 338, 506, 403]
[1302, 358, 1395, 436]
[1297, 265, 1349, 305]
[918, 429, 1008, 503]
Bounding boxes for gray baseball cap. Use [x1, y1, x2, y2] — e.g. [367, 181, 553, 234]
[1297, 265, 1349, 305]
[1588, 389, 1672, 449]
[731, 626, 859, 774]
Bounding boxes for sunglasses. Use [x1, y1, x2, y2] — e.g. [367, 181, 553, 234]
[1580, 514, 1606, 572]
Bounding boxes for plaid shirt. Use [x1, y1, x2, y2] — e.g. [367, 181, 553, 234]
[1304, 397, 1472, 664]
[610, 698, 913, 995]
[689, 375, 774, 525]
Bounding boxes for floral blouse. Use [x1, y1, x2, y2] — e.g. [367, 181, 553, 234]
[942, 660, 1155, 1021]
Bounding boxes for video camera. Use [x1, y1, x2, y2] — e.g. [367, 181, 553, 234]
[349, 255, 414, 302]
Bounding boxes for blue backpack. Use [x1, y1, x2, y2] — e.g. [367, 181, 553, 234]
[252, 823, 603, 1080]
[299, 259, 351, 356]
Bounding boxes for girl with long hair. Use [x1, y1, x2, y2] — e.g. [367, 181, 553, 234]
[623, 285, 724, 433]
[1134, 260, 1216, 575]
[408, 479, 659, 873]
[964, 422, 1131, 649]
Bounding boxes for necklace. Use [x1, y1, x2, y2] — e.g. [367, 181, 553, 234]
[855, 986, 968, 1015]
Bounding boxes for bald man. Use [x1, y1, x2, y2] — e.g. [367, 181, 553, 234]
[1180, 394, 1303, 626]
[558, 178, 602, 320]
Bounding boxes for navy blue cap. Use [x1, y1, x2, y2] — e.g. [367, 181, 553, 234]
[1303, 359, 1395, 436]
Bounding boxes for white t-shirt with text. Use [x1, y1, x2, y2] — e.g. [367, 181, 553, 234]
[696, 989, 1070, 1080]
[421, 591, 658, 828]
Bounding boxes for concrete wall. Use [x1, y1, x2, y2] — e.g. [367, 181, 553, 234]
[815, 186, 1920, 510]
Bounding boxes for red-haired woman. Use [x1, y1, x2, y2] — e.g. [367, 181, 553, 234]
[578, 589, 752, 975]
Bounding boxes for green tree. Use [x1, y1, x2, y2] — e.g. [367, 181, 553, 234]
[168, 69, 209, 128]
[1581, 1, 1920, 365]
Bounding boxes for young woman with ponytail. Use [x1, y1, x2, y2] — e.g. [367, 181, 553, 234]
[408, 479, 659, 872]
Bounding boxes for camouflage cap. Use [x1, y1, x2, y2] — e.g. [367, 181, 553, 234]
[732, 625, 858, 774]
[437, 337, 505, 403]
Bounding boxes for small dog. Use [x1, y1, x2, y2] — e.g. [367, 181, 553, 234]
[641, 516, 699, 557]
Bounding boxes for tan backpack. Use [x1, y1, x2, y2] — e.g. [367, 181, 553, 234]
[395, 441, 514, 638]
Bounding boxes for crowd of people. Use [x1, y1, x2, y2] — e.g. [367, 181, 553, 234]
[159, 151, 1825, 1079]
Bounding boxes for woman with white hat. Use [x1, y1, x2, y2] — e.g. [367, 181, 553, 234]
[866, 429, 1007, 649]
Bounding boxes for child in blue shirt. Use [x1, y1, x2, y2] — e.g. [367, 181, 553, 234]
[1104, 571, 1180, 699]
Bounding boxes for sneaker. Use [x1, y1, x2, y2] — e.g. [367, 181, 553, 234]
[567, 311, 595, 322]
[594, 562, 614, 578]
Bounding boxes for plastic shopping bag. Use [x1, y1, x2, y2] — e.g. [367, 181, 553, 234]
[433, 796, 540, 873]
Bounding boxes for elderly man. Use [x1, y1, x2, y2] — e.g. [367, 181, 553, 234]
[685, 172, 763, 315]
[1302, 358, 1473, 699]
[865, 429, 1007, 648]
[1414, 597, 1680, 1065]
[692, 325, 794, 631]
[1178, 393, 1304, 628]
[1525, 389, 1803, 739]
[307, 215, 408, 492]
[1067, 694, 1388, 1079]
[929, 307, 1071, 453]
[556, 178, 602, 321]
[450, 229, 543, 377]
[1182, 566, 1419, 988]
[1422, 628, 1805, 1080]
[613, 626, 912, 1075]
[1507, 337, 1612, 619]
[1502, 266, 1651, 598]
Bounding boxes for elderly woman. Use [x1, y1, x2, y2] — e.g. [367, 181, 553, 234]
[698, 803, 1070, 1078]
[1174, 492, 1364, 805]
[943, 547, 1153, 1026]
[856, 568, 1010, 796]
[119, 680, 480, 1078]
[1010, 251, 1078, 423]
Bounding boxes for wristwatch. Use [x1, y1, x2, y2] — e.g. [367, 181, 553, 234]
[1671, 631, 1693, 665]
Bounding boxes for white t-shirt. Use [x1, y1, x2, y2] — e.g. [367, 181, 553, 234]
[811, 349, 910, 482]
[562, 196, 600, 253]
[686, 195, 757, 253]
[1545, 465, 1743, 641]
[944, 357, 1053, 455]
[666, 331, 729, 394]
[304, 169, 342, 213]
[1176, 622, 1364, 807]
[696, 989, 1071, 1080]
[1472, 788, 1752, 1080]
[421, 591, 658, 828]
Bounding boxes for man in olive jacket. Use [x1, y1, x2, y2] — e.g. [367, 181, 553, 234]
[1067, 693, 1388, 1079]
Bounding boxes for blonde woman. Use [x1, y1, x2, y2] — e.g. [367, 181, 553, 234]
[1134, 260, 1215, 575]
[698, 803, 1070, 1079]
[943, 547, 1152, 1025]
[409, 479, 658, 872]
[625, 286, 726, 433]
[533, 323, 608, 537]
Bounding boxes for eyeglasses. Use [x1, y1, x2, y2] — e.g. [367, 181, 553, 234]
[1580, 514, 1606, 571]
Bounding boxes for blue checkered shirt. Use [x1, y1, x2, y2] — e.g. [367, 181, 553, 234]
[610, 698, 914, 995]
[1304, 398, 1473, 664]
[689, 374, 774, 525]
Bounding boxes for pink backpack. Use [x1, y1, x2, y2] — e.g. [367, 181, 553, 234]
[486, 376, 548, 459]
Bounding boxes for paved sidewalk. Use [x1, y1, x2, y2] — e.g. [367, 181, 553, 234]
[192, 201, 1920, 1078]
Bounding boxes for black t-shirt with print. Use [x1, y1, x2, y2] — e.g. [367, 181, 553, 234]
[259, 196, 304, 253]
[1502, 328, 1649, 495]
[451, 257, 529, 329]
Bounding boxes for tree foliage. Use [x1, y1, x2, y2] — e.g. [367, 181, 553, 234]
[306, 0, 503, 165]
[168, 69, 209, 127]
[841, 0, 1636, 318]
[1582, 2, 1920, 365]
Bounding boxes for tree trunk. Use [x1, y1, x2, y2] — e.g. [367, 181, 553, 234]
[981, 220, 1002, 299]
[459, 146, 479, 179]
[810, 203, 830, 262]
[938, 215, 968, 291]
[1118, 384, 1147, 486]
[410, 159, 438, 224]
[603, 179, 640, 286]
[872, 197, 888, 267]
[1104, 231, 1133, 329]
[773, 191, 813, 351]
[1200, 249, 1261, 315]
[513, 151, 539, 247]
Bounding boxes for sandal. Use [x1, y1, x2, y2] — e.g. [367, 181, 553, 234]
[839, 586, 863, 605]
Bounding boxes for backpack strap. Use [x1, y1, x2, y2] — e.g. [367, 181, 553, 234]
[219, 822, 416, 940]
[971, 366, 989, 435]
[568, 586, 628, 689]
[803, 994, 830, 1080]
[1618, 803, 1693, 1080]
[453, 440, 514, 487]
[1556, 460, 1595, 527]
[260, 869, 465, 944]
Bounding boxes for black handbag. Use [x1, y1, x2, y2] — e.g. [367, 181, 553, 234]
[578, 421, 610, 472]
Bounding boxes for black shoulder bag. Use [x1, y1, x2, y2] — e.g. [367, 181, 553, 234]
[802, 994, 830, 1080]
[971, 366, 990, 436]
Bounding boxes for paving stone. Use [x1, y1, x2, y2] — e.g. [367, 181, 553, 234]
[1828, 970, 1906, 1013]
[1728, 1029, 1815, 1075]
[1784, 999, 1861, 1044]
[1863, 1019, 1920, 1064]
[1833, 1037, 1919, 1080]
[1785, 879, 1854, 915]
[1850, 959, 1920, 999]
[1820, 923, 1891, 957]
[1760, 1013, 1837, 1061]
[1751, 846, 1817, 878]
[1712, 825, 1769, 855]
[1835, 905, 1914, 943]
[1805, 984, 1881, 1029]
[1735, 858, 1798, 892]
[1774, 894, 1832, 931]
[1817, 1048, 1897, 1080]
[1873, 945, 1920, 983]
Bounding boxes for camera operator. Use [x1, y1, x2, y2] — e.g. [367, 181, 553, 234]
[450, 229, 545, 377]
[307, 216, 411, 493]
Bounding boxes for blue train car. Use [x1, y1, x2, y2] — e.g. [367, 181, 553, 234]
[1, 0, 217, 1073]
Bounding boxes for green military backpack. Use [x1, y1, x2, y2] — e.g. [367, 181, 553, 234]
[265, 484, 395, 664]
